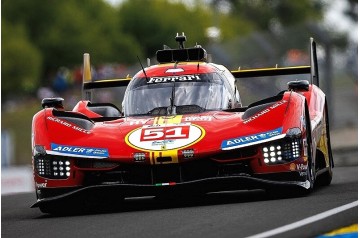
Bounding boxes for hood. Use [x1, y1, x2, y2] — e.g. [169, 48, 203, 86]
[43, 96, 289, 164]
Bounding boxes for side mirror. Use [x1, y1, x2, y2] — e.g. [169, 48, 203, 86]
[41, 97, 64, 110]
[288, 80, 309, 91]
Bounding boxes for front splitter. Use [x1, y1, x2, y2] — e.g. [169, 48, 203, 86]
[32, 175, 309, 208]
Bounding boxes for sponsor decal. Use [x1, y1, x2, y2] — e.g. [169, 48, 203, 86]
[129, 119, 150, 126]
[47, 116, 90, 134]
[147, 75, 201, 84]
[243, 100, 287, 124]
[299, 172, 307, 177]
[296, 164, 308, 171]
[181, 149, 195, 159]
[243, 109, 270, 124]
[184, 116, 212, 121]
[290, 163, 307, 172]
[50, 143, 109, 158]
[152, 140, 175, 146]
[36, 182, 47, 188]
[125, 123, 205, 151]
[126, 116, 204, 164]
[270, 100, 288, 109]
[221, 127, 283, 150]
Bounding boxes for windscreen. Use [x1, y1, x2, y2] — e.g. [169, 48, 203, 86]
[123, 73, 230, 116]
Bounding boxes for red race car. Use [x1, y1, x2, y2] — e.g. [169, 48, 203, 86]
[31, 33, 333, 214]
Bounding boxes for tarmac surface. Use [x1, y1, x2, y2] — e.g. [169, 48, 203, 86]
[2, 166, 357, 238]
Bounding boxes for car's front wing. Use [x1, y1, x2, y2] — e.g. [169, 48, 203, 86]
[32, 174, 310, 208]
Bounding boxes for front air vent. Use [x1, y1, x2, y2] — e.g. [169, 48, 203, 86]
[211, 147, 258, 161]
[52, 110, 94, 130]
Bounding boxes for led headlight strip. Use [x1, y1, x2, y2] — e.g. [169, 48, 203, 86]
[262, 138, 301, 165]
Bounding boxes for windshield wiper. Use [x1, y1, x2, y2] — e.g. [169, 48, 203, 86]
[167, 79, 176, 115]
[146, 107, 168, 116]
[146, 105, 206, 116]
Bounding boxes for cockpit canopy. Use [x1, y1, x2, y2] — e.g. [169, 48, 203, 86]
[123, 72, 239, 117]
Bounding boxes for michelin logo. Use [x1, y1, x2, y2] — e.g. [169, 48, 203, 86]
[51, 143, 109, 158]
[221, 127, 283, 150]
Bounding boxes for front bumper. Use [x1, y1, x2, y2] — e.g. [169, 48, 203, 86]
[31, 174, 310, 208]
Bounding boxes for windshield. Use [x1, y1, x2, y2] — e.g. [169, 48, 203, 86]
[123, 73, 231, 116]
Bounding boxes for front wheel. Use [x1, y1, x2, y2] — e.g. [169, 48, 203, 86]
[300, 107, 315, 195]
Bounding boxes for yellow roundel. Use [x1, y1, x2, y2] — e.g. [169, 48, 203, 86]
[125, 123, 205, 152]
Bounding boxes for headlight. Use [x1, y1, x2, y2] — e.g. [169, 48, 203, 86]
[34, 155, 71, 179]
[263, 144, 283, 164]
[262, 138, 301, 165]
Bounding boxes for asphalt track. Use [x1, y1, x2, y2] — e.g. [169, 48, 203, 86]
[2, 166, 357, 238]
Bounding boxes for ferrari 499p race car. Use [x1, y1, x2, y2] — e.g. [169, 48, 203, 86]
[31, 33, 333, 214]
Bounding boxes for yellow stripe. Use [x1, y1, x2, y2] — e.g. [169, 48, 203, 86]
[153, 115, 183, 125]
[325, 224, 358, 236]
[232, 65, 310, 73]
[153, 117, 158, 125]
[150, 151, 155, 165]
[150, 116, 183, 164]
[149, 150, 179, 165]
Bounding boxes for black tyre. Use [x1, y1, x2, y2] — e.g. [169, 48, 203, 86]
[301, 107, 315, 194]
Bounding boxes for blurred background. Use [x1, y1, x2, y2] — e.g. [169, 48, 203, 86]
[1, 0, 357, 193]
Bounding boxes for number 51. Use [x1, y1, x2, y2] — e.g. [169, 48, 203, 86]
[140, 126, 190, 141]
